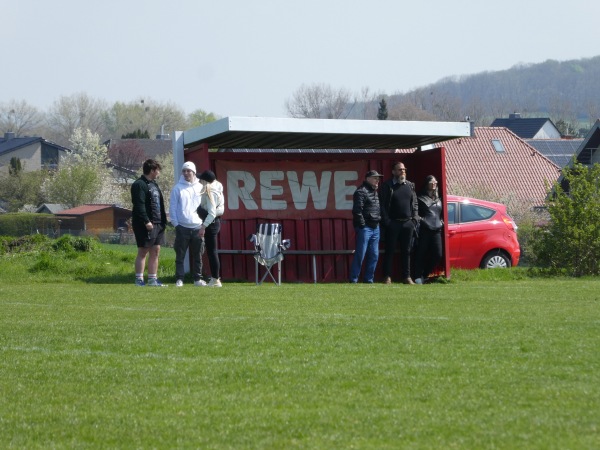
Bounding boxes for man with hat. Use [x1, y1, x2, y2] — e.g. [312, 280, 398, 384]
[349, 169, 384, 283]
[169, 161, 206, 287]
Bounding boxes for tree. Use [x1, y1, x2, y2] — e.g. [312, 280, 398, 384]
[46, 93, 109, 146]
[532, 161, 600, 276]
[0, 170, 47, 212]
[44, 163, 101, 208]
[377, 98, 388, 120]
[9, 157, 22, 176]
[0, 100, 43, 137]
[153, 151, 174, 213]
[285, 83, 351, 119]
[353, 86, 380, 120]
[44, 128, 122, 207]
[187, 109, 218, 128]
[108, 140, 146, 172]
[122, 129, 150, 139]
[104, 98, 187, 141]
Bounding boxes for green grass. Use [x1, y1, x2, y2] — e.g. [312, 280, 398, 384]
[1, 242, 599, 448]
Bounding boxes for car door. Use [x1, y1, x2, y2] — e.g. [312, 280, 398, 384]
[455, 202, 497, 268]
[446, 201, 463, 267]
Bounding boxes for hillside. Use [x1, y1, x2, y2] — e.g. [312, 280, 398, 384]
[379, 55, 600, 133]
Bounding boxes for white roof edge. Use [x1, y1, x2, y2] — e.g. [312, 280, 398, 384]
[183, 116, 472, 146]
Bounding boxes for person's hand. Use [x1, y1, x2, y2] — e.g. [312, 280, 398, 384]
[145, 222, 153, 231]
[198, 226, 206, 237]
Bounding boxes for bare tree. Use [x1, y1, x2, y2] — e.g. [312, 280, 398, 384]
[285, 83, 351, 119]
[46, 93, 109, 146]
[355, 86, 380, 120]
[108, 140, 146, 172]
[0, 100, 44, 136]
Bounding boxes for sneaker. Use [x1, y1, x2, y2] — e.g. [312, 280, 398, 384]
[147, 278, 166, 287]
[135, 278, 145, 287]
[384, 277, 392, 285]
[194, 279, 207, 287]
[414, 278, 423, 285]
[175, 279, 183, 287]
[207, 277, 222, 288]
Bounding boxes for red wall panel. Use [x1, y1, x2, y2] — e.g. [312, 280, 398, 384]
[187, 149, 448, 283]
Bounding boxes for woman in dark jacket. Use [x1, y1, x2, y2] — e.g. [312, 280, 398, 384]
[414, 175, 443, 284]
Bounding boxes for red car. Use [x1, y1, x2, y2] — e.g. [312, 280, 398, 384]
[446, 195, 520, 269]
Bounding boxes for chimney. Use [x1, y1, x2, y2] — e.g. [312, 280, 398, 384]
[4, 132, 15, 140]
[509, 113, 521, 120]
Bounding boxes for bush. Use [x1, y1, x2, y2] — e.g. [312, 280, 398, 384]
[0, 234, 52, 255]
[52, 234, 99, 253]
[531, 161, 600, 276]
[0, 213, 58, 237]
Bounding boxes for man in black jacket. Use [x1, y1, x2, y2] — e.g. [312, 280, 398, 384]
[131, 159, 167, 287]
[349, 170, 384, 283]
[380, 161, 419, 284]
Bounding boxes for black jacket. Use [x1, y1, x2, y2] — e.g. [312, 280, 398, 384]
[352, 181, 381, 228]
[380, 178, 419, 227]
[130, 175, 167, 226]
[417, 193, 443, 231]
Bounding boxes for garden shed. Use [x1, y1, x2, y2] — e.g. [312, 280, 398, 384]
[174, 117, 471, 283]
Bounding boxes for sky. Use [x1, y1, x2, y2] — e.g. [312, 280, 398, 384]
[2, 0, 600, 119]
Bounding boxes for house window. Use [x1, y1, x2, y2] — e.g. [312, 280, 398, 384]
[491, 139, 505, 153]
[41, 144, 59, 170]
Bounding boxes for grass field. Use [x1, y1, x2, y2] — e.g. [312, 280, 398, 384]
[1, 241, 599, 448]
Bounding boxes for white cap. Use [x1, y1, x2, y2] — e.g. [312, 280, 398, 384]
[181, 161, 196, 173]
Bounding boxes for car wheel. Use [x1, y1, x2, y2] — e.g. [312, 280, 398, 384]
[481, 251, 511, 269]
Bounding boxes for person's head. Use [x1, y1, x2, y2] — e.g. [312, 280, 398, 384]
[365, 170, 383, 189]
[391, 161, 407, 182]
[181, 161, 196, 182]
[143, 159, 162, 180]
[198, 170, 216, 186]
[422, 175, 439, 197]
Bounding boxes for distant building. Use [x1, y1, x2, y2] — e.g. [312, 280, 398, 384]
[55, 204, 132, 232]
[556, 119, 600, 192]
[35, 204, 68, 214]
[0, 132, 71, 175]
[525, 138, 583, 168]
[490, 113, 561, 139]
[397, 127, 561, 210]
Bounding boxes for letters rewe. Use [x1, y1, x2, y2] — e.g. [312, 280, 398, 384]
[217, 160, 368, 220]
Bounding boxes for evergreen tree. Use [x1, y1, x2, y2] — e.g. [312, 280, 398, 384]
[121, 129, 149, 139]
[377, 98, 388, 120]
[9, 157, 22, 176]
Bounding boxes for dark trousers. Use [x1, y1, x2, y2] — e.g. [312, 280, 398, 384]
[414, 227, 443, 280]
[204, 219, 221, 279]
[383, 220, 415, 279]
[174, 225, 204, 281]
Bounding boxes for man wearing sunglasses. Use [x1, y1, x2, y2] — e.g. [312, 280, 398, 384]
[380, 161, 420, 285]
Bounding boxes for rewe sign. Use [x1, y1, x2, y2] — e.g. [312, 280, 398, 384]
[216, 160, 368, 219]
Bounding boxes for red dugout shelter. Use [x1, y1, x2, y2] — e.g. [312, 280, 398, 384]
[172, 117, 471, 283]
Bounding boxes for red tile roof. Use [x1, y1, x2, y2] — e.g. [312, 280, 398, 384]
[445, 127, 561, 207]
[56, 204, 130, 216]
[399, 127, 561, 208]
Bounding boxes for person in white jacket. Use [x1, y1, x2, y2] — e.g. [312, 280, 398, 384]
[169, 162, 206, 287]
[197, 170, 224, 287]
